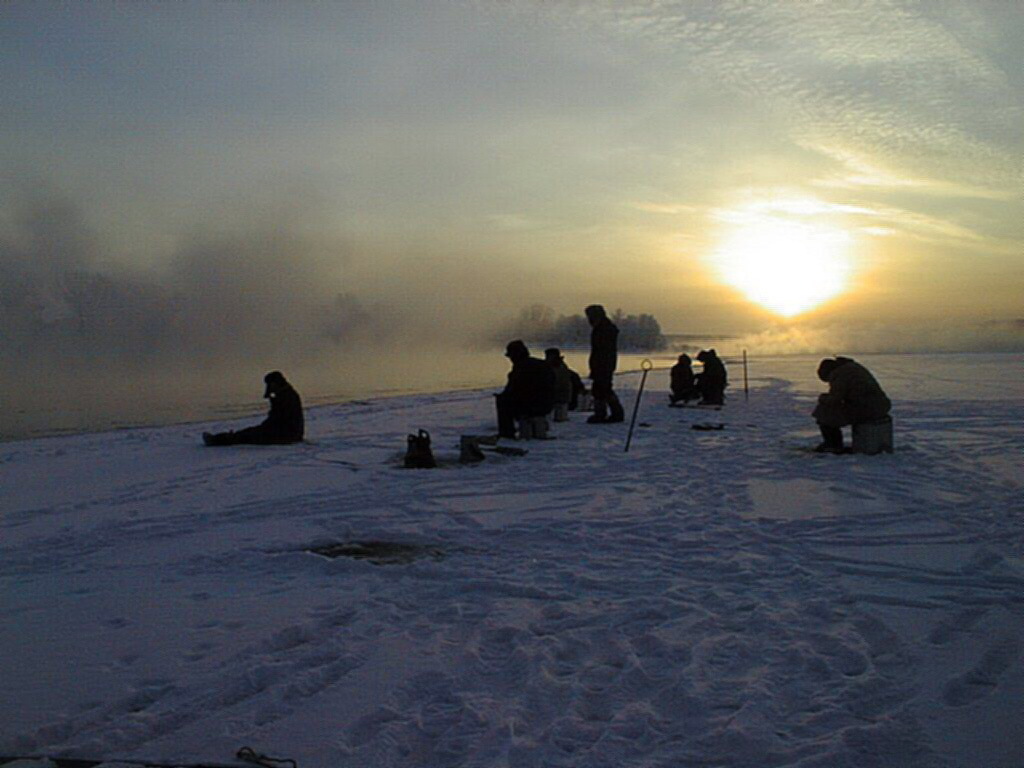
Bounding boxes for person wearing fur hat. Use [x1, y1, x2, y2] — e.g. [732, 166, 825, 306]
[203, 371, 304, 446]
[495, 340, 556, 438]
[812, 357, 891, 453]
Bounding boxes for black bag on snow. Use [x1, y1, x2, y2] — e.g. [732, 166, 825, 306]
[404, 429, 437, 469]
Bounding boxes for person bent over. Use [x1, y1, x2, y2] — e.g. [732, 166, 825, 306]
[495, 340, 556, 439]
[695, 349, 727, 405]
[669, 353, 700, 405]
[585, 304, 625, 423]
[812, 357, 891, 453]
[568, 368, 587, 411]
[203, 371, 304, 446]
[545, 347, 574, 422]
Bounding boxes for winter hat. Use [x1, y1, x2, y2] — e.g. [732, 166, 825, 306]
[264, 370, 286, 397]
[817, 358, 839, 382]
[505, 340, 530, 359]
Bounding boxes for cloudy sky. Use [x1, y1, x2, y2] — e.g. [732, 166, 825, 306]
[1, 0, 1021, 368]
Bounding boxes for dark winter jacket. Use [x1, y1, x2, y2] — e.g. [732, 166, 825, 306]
[698, 353, 727, 390]
[813, 357, 891, 427]
[503, 356, 556, 417]
[671, 361, 696, 397]
[261, 384, 305, 443]
[550, 361, 573, 406]
[568, 369, 586, 409]
[589, 317, 619, 378]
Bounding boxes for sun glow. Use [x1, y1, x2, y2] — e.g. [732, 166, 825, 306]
[714, 216, 854, 317]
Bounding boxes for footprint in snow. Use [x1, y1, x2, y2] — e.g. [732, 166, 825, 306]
[942, 635, 1019, 707]
[928, 607, 987, 646]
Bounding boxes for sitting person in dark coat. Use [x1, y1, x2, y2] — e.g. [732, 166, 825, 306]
[568, 368, 587, 411]
[669, 353, 700, 405]
[203, 371, 304, 446]
[694, 349, 728, 405]
[812, 357, 891, 453]
[495, 340, 556, 439]
[545, 347, 574, 422]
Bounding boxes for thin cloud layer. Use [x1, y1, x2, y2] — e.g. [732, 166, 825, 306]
[1, 0, 1021, 344]
[555, 0, 1022, 191]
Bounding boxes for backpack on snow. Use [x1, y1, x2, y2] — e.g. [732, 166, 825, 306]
[404, 429, 437, 469]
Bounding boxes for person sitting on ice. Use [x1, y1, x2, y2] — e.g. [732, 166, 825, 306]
[203, 371, 304, 446]
[545, 347, 574, 422]
[812, 357, 891, 454]
[694, 349, 728, 405]
[495, 340, 555, 439]
[669, 353, 700, 405]
[568, 367, 587, 411]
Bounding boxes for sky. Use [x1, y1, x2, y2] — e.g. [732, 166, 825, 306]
[1, 0, 1022, 377]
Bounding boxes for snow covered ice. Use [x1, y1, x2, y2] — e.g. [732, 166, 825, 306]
[1, 353, 1022, 768]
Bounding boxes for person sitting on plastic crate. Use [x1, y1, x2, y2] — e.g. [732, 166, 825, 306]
[812, 357, 892, 454]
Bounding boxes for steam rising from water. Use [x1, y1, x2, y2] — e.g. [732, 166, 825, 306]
[1, 192, 1020, 440]
[730, 321, 1024, 357]
[0, 194, 398, 366]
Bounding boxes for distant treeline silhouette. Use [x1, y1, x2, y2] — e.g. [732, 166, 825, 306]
[497, 304, 667, 351]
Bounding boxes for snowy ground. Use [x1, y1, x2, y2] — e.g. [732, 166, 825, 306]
[1, 354, 1022, 768]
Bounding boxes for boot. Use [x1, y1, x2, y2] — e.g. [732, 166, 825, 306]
[404, 429, 437, 468]
[814, 424, 844, 454]
[607, 393, 625, 423]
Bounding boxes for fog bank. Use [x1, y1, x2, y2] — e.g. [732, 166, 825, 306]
[0, 194, 405, 368]
[729, 320, 1024, 357]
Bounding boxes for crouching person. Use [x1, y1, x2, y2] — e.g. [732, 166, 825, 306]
[812, 357, 891, 453]
[495, 340, 555, 439]
[568, 368, 588, 411]
[695, 349, 727, 405]
[669, 353, 700, 405]
[545, 347, 573, 422]
[203, 371, 304, 446]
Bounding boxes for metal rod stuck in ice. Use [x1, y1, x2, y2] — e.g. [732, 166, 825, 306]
[625, 358, 654, 453]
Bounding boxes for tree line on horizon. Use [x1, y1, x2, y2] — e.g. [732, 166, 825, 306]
[496, 304, 668, 352]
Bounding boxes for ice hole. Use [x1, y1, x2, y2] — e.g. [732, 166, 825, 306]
[306, 540, 444, 565]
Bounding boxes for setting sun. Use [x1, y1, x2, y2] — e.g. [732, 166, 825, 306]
[714, 216, 854, 317]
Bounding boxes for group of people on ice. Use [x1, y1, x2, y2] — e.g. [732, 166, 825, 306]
[202, 303, 892, 456]
[494, 304, 626, 438]
[668, 348, 728, 406]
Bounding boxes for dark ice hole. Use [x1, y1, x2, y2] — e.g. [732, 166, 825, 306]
[307, 540, 444, 565]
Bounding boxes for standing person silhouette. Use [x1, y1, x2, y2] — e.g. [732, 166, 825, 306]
[584, 304, 625, 424]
